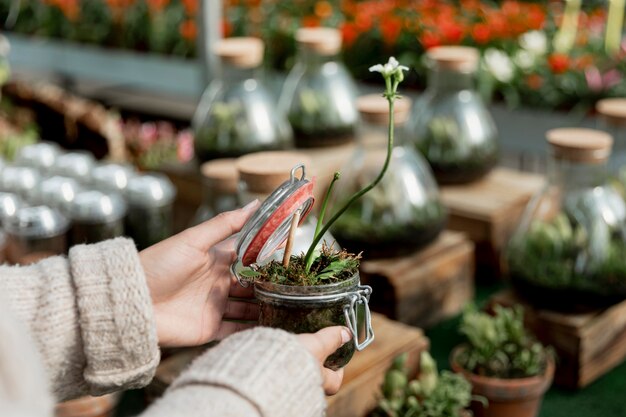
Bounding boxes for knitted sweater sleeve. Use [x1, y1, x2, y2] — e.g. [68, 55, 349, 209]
[0, 237, 159, 401]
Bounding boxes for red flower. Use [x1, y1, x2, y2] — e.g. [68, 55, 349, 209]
[548, 54, 570, 74]
[302, 16, 320, 28]
[526, 74, 544, 90]
[420, 31, 441, 50]
[341, 22, 359, 47]
[440, 21, 464, 43]
[222, 19, 232, 37]
[380, 16, 402, 46]
[471, 23, 491, 44]
[181, 0, 198, 16]
[179, 19, 197, 41]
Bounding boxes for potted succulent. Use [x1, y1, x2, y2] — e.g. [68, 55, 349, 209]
[234, 57, 408, 370]
[371, 351, 475, 417]
[450, 305, 554, 417]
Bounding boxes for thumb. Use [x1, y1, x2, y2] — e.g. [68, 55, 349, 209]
[308, 326, 353, 362]
[186, 200, 259, 251]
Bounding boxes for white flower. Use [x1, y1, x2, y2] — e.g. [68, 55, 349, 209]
[484, 49, 514, 83]
[514, 49, 536, 71]
[369, 56, 409, 77]
[519, 30, 547, 56]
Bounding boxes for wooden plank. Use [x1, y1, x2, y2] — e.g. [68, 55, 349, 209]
[327, 314, 429, 417]
[360, 231, 475, 328]
[490, 290, 626, 388]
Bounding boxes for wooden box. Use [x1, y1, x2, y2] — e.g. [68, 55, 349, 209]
[360, 231, 475, 328]
[490, 290, 626, 389]
[327, 314, 429, 417]
[440, 168, 545, 279]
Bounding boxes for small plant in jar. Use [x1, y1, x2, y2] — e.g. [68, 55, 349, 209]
[234, 57, 408, 369]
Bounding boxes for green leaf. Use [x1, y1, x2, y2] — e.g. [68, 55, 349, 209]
[239, 268, 261, 278]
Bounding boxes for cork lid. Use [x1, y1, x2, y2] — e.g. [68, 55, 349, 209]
[296, 27, 342, 55]
[546, 128, 613, 163]
[200, 159, 239, 194]
[596, 98, 626, 126]
[237, 151, 313, 194]
[215, 37, 264, 69]
[357, 94, 412, 125]
[427, 46, 479, 72]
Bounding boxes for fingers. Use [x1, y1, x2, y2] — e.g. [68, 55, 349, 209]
[214, 320, 256, 340]
[223, 299, 259, 321]
[322, 367, 344, 395]
[229, 280, 255, 298]
[185, 200, 260, 252]
[308, 326, 353, 362]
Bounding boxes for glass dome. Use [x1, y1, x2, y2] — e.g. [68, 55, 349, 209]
[331, 94, 447, 258]
[190, 158, 240, 226]
[507, 128, 626, 307]
[192, 37, 293, 162]
[406, 46, 498, 184]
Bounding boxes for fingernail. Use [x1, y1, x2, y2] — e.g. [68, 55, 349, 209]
[242, 199, 259, 212]
[341, 327, 352, 344]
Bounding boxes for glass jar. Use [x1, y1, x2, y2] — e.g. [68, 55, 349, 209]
[90, 162, 137, 194]
[14, 142, 61, 173]
[406, 46, 498, 184]
[32, 176, 82, 216]
[332, 94, 447, 258]
[69, 190, 127, 245]
[230, 163, 373, 369]
[0, 192, 23, 263]
[506, 128, 626, 307]
[125, 173, 176, 250]
[0, 166, 41, 202]
[51, 151, 96, 183]
[192, 37, 293, 162]
[279, 28, 358, 148]
[236, 151, 337, 258]
[5, 206, 69, 265]
[191, 159, 239, 226]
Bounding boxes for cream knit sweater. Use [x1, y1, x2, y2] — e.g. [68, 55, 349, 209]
[0, 238, 326, 417]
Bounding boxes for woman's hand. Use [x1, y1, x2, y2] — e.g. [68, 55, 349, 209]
[140, 200, 260, 348]
[297, 326, 353, 395]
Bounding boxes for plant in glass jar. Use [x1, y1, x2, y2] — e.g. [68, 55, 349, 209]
[234, 57, 408, 370]
[371, 351, 474, 417]
[450, 305, 554, 417]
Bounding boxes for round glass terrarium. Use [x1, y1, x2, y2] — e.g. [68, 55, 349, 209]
[32, 176, 82, 216]
[69, 190, 127, 245]
[331, 95, 447, 258]
[90, 162, 137, 194]
[5, 206, 69, 265]
[125, 173, 176, 250]
[279, 27, 358, 148]
[231, 162, 374, 370]
[406, 46, 498, 184]
[14, 142, 61, 173]
[507, 128, 626, 307]
[51, 151, 96, 183]
[0, 192, 24, 263]
[190, 159, 239, 226]
[192, 37, 293, 162]
[0, 166, 41, 202]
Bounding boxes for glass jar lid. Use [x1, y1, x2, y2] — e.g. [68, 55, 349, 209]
[546, 128, 613, 163]
[70, 190, 127, 223]
[52, 151, 96, 180]
[427, 46, 479, 72]
[232, 164, 315, 275]
[215, 37, 264, 69]
[90, 162, 137, 193]
[14, 142, 61, 171]
[356, 94, 412, 126]
[596, 98, 626, 127]
[295, 27, 342, 56]
[4, 206, 69, 238]
[34, 176, 82, 213]
[0, 192, 24, 224]
[126, 173, 176, 207]
[201, 158, 239, 194]
[0, 166, 41, 201]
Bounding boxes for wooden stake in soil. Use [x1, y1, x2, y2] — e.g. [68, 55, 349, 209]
[283, 209, 301, 268]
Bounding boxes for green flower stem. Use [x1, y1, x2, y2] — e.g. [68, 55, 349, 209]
[313, 172, 341, 239]
[303, 93, 398, 272]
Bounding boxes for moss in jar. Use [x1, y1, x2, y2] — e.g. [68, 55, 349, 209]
[415, 116, 498, 184]
[71, 220, 124, 245]
[288, 88, 355, 148]
[507, 212, 626, 306]
[332, 200, 447, 258]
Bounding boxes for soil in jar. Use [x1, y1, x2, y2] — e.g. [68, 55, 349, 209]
[71, 220, 124, 245]
[292, 126, 355, 148]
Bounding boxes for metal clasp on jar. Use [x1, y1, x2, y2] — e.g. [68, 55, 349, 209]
[344, 285, 374, 351]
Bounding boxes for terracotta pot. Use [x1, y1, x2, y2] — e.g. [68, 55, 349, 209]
[450, 346, 554, 417]
[54, 394, 120, 417]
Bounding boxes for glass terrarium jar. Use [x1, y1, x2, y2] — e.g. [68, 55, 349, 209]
[51, 151, 96, 183]
[125, 173, 176, 250]
[69, 190, 127, 245]
[191, 159, 239, 226]
[0, 192, 24, 263]
[406, 46, 498, 184]
[32, 176, 82, 216]
[506, 128, 626, 307]
[279, 27, 358, 148]
[192, 37, 293, 162]
[0, 166, 41, 202]
[331, 95, 447, 258]
[14, 142, 62, 173]
[90, 162, 137, 194]
[4, 205, 69, 265]
[231, 163, 373, 370]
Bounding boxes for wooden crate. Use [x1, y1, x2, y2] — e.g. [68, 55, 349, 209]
[490, 290, 626, 389]
[360, 231, 475, 328]
[440, 168, 545, 279]
[327, 313, 429, 417]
